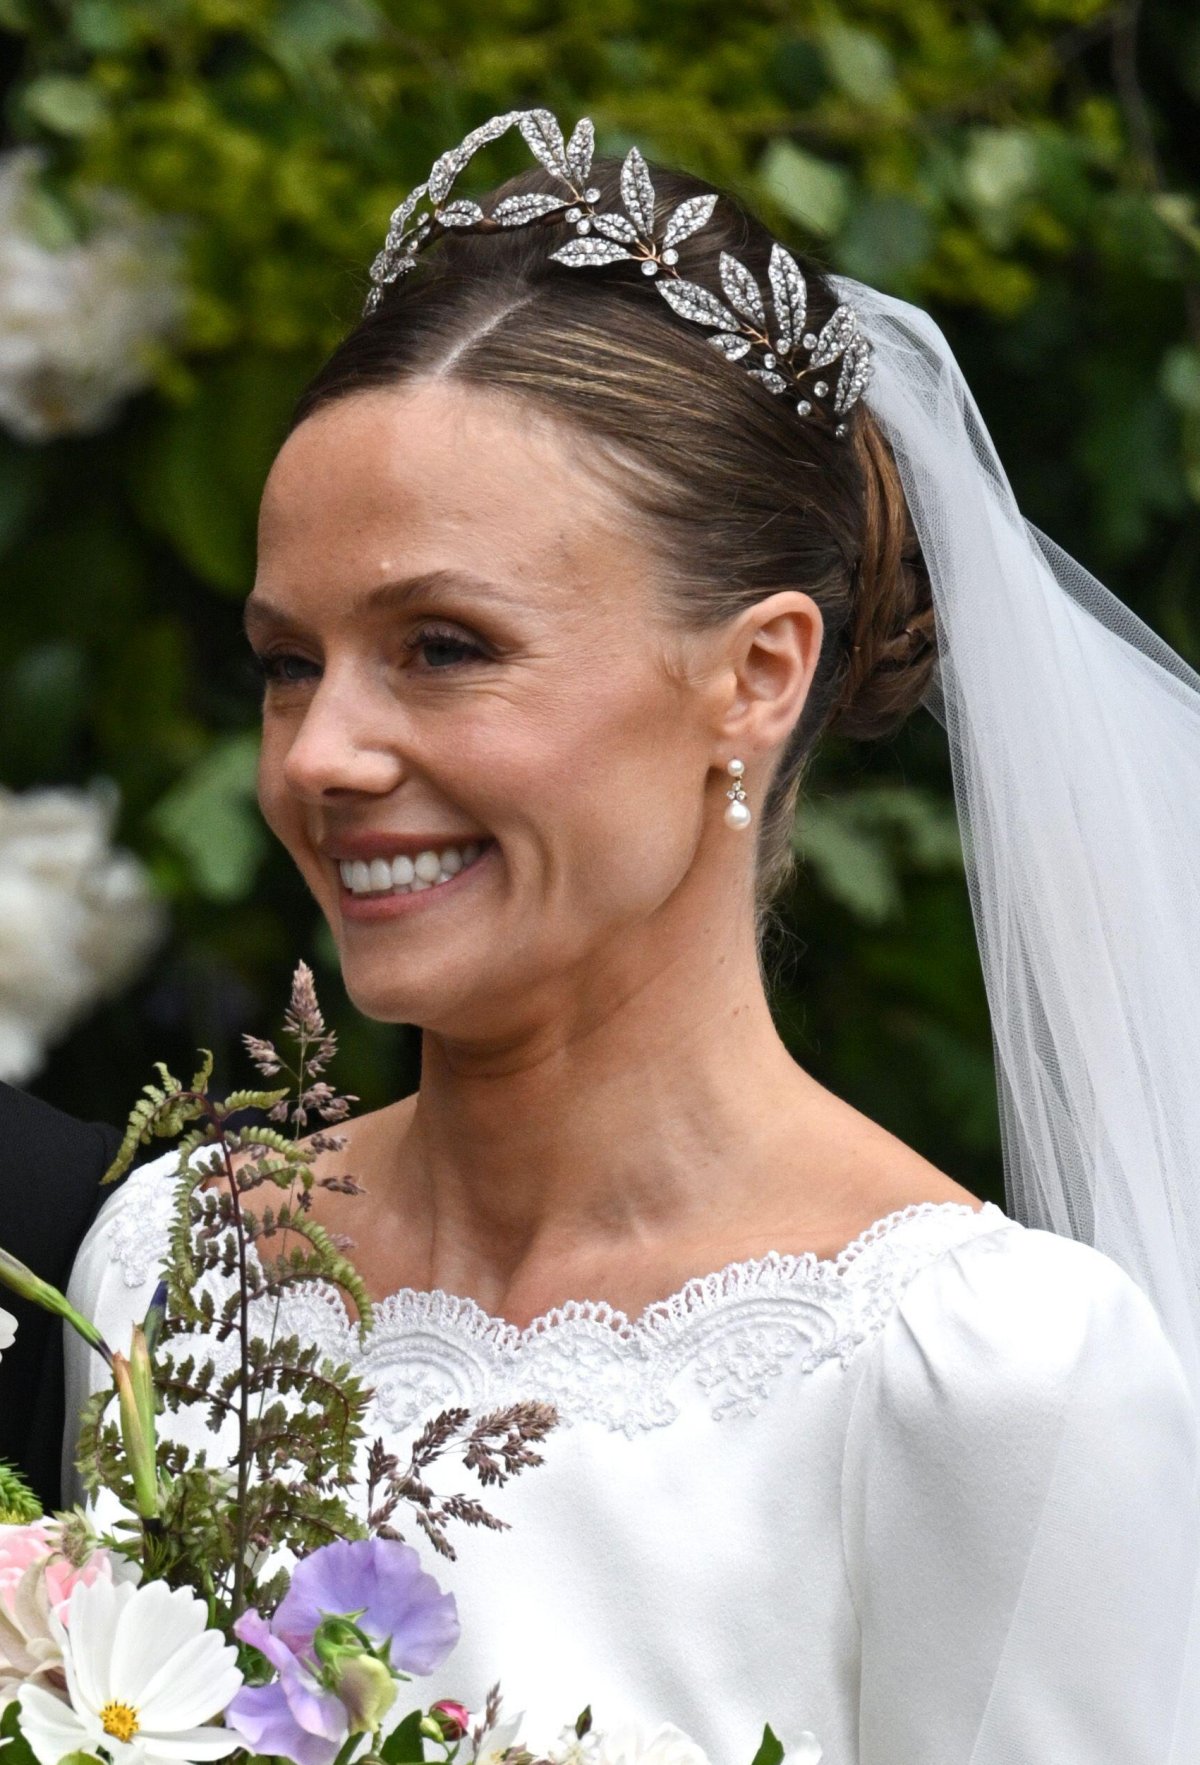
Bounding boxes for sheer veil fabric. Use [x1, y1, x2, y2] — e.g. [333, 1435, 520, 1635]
[836, 276, 1200, 1759]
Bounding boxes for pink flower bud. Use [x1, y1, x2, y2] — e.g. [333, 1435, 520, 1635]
[429, 1700, 471, 1740]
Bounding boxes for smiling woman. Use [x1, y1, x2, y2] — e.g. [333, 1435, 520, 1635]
[62, 112, 1200, 1765]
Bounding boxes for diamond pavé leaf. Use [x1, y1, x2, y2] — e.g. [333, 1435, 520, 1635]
[566, 116, 595, 185]
[810, 304, 858, 370]
[657, 277, 740, 330]
[663, 194, 719, 250]
[438, 199, 485, 227]
[709, 332, 753, 360]
[549, 238, 637, 267]
[491, 193, 572, 225]
[620, 145, 657, 235]
[519, 109, 571, 179]
[718, 252, 766, 329]
[767, 243, 808, 354]
[591, 212, 640, 244]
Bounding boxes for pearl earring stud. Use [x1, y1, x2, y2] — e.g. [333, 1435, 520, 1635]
[724, 758, 751, 830]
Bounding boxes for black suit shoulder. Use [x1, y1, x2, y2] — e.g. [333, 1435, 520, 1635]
[0, 1082, 123, 1512]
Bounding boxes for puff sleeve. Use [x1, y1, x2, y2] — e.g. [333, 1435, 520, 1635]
[841, 1224, 1200, 1764]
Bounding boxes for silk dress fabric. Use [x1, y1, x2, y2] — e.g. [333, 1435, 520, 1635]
[63, 1150, 1198, 1765]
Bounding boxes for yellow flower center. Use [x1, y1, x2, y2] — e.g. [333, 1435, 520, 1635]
[100, 1701, 141, 1743]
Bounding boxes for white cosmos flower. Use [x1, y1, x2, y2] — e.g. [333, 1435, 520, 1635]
[470, 1710, 526, 1765]
[17, 1575, 242, 1765]
[0, 1308, 15, 1359]
[589, 1725, 712, 1765]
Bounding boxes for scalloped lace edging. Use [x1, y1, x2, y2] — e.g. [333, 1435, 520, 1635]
[99, 1156, 1011, 1437]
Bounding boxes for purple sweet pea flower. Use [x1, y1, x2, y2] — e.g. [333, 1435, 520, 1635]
[274, 1536, 460, 1674]
[226, 1538, 459, 1765]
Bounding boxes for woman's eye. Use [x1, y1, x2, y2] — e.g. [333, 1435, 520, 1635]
[254, 651, 321, 686]
[408, 628, 485, 670]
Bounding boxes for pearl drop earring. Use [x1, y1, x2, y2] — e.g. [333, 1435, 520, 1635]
[724, 759, 751, 830]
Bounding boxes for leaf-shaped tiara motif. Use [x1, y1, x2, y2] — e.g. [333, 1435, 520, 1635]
[366, 108, 874, 435]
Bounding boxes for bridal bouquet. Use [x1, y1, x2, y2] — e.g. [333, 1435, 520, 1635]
[0, 966, 820, 1765]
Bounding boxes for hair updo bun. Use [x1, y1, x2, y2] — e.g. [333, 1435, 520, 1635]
[827, 421, 937, 745]
[291, 153, 937, 910]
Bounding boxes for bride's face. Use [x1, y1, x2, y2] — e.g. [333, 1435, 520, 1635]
[249, 379, 738, 1039]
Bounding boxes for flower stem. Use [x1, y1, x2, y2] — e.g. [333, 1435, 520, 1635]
[217, 1125, 253, 1619]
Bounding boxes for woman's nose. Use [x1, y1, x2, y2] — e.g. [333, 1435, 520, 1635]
[280, 680, 406, 802]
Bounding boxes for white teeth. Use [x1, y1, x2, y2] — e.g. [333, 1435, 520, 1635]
[338, 841, 487, 897]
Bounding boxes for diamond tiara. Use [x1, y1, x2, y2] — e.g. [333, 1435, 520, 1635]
[365, 108, 873, 438]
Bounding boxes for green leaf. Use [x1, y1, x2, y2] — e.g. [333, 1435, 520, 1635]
[796, 804, 899, 923]
[21, 75, 108, 136]
[1162, 347, 1200, 414]
[758, 141, 852, 238]
[837, 196, 934, 284]
[126, 356, 303, 595]
[0, 441, 42, 558]
[819, 23, 897, 107]
[749, 1723, 785, 1765]
[379, 1707, 426, 1762]
[150, 733, 267, 902]
[0, 1698, 41, 1765]
[0, 1461, 41, 1524]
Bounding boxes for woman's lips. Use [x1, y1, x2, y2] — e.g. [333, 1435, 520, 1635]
[336, 839, 495, 920]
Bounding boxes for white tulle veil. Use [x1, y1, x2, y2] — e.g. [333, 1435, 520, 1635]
[835, 273, 1200, 1760]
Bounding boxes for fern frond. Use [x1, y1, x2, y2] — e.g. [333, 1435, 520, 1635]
[220, 1088, 290, 1116]
[188, 1051, 215, 1094]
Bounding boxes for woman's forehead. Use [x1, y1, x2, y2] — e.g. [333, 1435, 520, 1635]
[267, 382, 609, 521]
[255, 382, 650, 621]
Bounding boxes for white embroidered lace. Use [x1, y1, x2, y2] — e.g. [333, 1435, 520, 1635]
[104, 1158, 1010, 1438]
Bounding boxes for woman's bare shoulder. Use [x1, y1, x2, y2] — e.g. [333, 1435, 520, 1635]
[772, 1089, 986, 1258]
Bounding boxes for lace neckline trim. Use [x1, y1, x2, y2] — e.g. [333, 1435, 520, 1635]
[107, 1155, 1008, 1342]
[356, 1198, 1008, 1346]
[102, 1162, 1013, 1433]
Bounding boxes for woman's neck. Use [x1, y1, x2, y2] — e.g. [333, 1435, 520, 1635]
[347, 910, 839, 1320]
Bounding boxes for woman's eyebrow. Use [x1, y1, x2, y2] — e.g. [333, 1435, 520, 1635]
[243, 567, 519, 637]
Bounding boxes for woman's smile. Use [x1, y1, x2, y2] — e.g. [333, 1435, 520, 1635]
[333, 837, 496, 921]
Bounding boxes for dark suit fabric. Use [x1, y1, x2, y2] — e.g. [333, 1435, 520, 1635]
[0, 1082, 121, 1512]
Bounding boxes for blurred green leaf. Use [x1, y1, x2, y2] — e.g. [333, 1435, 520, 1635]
[796, 788, 963, 924]
[126, 354, 303, 593]
[22, 76, 109, 137]
[758, 140, 852, 238]
[819, 22, 897, 108]
[837, 195, 934, 284]
[0, 644, 88, 778]
[150, 733, 267, 902]
[0, 442, 42, 557]
[1162, 347, 1200, 413]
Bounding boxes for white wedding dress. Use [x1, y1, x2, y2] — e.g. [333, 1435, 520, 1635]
[64, 1149, 1198, 1765]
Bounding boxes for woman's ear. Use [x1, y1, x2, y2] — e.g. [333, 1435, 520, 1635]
[711, 590, 824, 755]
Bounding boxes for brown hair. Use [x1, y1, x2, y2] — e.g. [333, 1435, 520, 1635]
[291, 156, 936, 908]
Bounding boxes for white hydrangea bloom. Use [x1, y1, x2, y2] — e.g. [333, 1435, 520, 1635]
[0, 1307, 15, 1358]
[0, 149, 184, 442]
[0, 782, 165, 1082]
